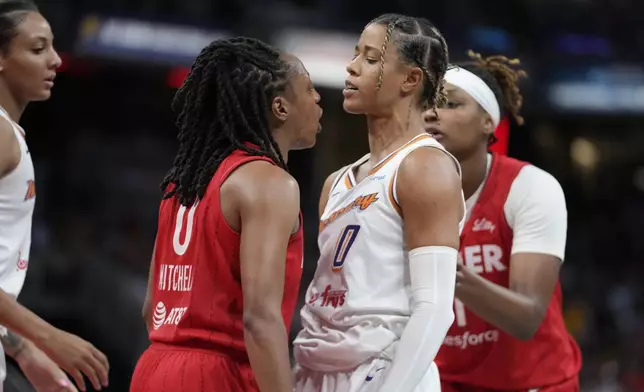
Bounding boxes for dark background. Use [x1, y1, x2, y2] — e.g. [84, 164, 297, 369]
[12, 0, 644, 390]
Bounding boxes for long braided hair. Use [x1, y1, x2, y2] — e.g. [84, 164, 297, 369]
[161, 37, 293, 206]
[368, 13, 450, 114]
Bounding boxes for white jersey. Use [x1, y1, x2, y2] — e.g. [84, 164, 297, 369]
[294, 134, 465, 372]
[0, 108, 34, 382]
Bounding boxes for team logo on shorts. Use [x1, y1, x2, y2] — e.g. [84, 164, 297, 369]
[153, 301, 167, 330]
[307, 285, 347, 309]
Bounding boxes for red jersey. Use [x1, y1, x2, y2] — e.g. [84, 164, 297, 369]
[435, 153, 581, 390]
[147, 149, 304, 359]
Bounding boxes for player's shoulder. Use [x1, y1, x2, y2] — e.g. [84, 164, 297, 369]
[513, 164, 564, 196]
[0, 117, 18, 177]
[0, 115, 15, 145]
[414, 134, 444, 148]
[324, 164, 351, 189]
[506, 163, 566, 213]
[399, 145, 460, 185]
[230, 160, 299, 205]
[396, 146, 461, 206]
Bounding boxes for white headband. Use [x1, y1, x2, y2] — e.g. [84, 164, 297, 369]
[444, 67, 501, 127]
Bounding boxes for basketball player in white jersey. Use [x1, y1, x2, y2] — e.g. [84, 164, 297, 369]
[293, 14, 464, 392]
[0, 1, 109, 391]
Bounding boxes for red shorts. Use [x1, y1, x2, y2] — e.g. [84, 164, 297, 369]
[130, 344, 258, 392]
[440, 375, 579, 392]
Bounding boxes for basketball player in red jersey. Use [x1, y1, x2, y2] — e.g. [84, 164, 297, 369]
[0, 1, 109, 391]
[424, 51, 582, 391]
[130, 37, 322, 392]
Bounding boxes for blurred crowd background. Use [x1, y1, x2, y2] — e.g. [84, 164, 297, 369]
[12, 0, 644, 390]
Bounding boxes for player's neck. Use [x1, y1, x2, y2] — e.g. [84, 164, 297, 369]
[460, 148, 489, 200]
[0, 86, 26, 122]
[270, 131, 290, 164]
[366, 107, 424, 164]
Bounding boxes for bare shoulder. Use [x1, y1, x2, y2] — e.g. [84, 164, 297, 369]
[0, 117, 16, 150]
[0, 119, 19, 177]
[322, 166, 348, 197]
[397, 146, 462, 201]
[323, 167, 347, 191]
[319, 166, 348, 217]
[397, 147, 463, 249]
[231, 160, 300, 209]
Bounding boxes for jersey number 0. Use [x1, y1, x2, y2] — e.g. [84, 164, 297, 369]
[173, 202, 199, 256]
[332, 225, 361, 271]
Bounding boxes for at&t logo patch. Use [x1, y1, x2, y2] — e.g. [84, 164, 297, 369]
[153, 302, 167, 330]
[152, 301, 188, 330]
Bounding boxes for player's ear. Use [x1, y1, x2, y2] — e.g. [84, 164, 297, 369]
[401, 66, 423, 94]
[481, 112, 495, 136]
[271, 96, 289, 122]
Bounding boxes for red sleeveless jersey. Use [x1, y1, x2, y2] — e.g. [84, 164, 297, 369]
[435, 153, 581, 390]
[147, 149, 304, 358]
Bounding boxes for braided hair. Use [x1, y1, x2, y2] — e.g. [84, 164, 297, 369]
[0, 0, 38, 53]
[161, 37, 293, 207]
[368, 14, 450, 113]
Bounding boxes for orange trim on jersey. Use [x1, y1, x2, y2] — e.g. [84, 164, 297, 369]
[368, 134, 433, 176]
[24, 180, 35, 201]
[388, 171, 402, 217]
[344, 172, 354, 190]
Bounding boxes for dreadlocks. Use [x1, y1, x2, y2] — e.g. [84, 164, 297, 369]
[161, 37, 293, 206]
[458, 50, 528, 126]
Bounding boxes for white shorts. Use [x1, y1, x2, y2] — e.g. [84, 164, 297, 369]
[294, 358, 441, 392]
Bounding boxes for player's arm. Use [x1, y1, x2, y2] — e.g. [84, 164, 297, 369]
[454, 167, 566, 340]
[2, 329, 76, 391]
[238, 162, 300, 392]
[142, 238, 158, 332]
[0, 294, 58, 348]
[0, 119, 18, 178]
[378, 148, 462, 392]
[318, 167, 346, 218]
[1, 329, 27, 358]
[0, 290, 110, 390]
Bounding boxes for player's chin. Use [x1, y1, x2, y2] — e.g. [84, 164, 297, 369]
[30, 89, 52, 102]
[342, 99, 365, 115]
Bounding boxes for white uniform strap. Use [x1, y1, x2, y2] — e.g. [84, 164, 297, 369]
[328, 165, 351, 197]
[0, 107, 24, 144]
[390, 144, 461, 208]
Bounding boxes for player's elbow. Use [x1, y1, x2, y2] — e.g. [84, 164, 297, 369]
[513, 324, 539, 341]
[436, 304, 455, 335]
[415, 299, 455, 336]
[513, 305, 547, 341]
[242, 306, 284, 336]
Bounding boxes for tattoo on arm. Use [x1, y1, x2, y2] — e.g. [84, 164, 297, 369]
[1, 330, 26, 358]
